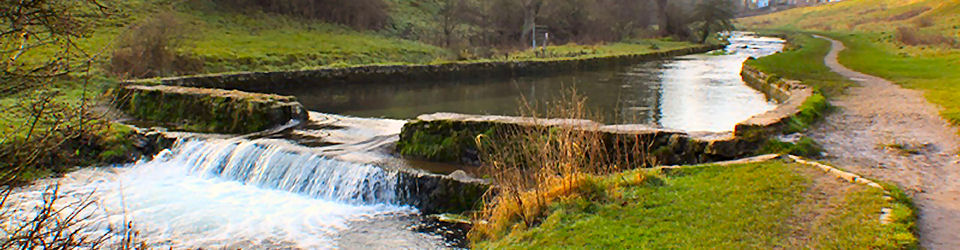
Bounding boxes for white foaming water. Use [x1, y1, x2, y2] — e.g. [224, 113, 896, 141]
[2, 138, 418, 249]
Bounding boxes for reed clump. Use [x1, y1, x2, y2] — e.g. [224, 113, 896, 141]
[468, 89, 659, 242]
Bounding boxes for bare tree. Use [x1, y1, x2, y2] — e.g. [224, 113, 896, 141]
[519, 0, 544, 48]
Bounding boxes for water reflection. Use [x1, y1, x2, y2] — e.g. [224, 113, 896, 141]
[279, 33, 784, 132]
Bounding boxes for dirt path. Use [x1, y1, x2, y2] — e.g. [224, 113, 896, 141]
[807, 35, 960, 249]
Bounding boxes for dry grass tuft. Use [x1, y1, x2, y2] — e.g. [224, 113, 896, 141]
[468, 89, 658, 242]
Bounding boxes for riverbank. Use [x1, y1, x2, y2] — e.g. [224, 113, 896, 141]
[808, 35, 960, 249]
[122, 43, 722, 92]
[740, 0, 960, 127]
[740, 1, 960, 247]
[472, 158, 916, 249]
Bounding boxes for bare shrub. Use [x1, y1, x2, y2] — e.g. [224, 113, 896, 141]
[1, 1, 146, 247]
[110, 11, 203, 79]
[914, 16, 934, 28]
[0, 184, 145, 249]
[895, 26, 958, 48]
[469, 89, 658, 241]
[887, 7, 931, 21]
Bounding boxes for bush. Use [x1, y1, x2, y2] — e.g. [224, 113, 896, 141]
[894, 26, 958, 48]
[109, 11, 203, 79]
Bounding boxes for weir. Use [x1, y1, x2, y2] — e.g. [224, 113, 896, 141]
[170, 139, 401, 205]
[5, 33, 788, 248]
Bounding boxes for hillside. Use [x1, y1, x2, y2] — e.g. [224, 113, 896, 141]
[74, 1, 451, 76]
[740, 0, 960, 125]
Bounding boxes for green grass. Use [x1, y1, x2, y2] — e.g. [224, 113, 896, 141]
[24, 1, 707, 78]
[509, 39, 700, 60]
[179, 2, 451, 73]
[828, 32, 960, 126]
[746, 32, 851, 96]
[740, 0, 960, 127]
[475, 161, 915, 249]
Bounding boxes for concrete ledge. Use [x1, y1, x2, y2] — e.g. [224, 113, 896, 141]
[122, 45, 724, 93]
[398, 112, 758, 166]
[110, 85, 308, 134]
[735, 63, 818, 138]
[396, 63, 825, 166]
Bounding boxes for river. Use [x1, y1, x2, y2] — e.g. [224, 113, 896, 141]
[280, 32, 784, 132]
[0, 33, 783, 248]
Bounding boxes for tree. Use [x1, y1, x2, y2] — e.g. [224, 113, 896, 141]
[519, 0, 544, 48]
[692, 0, 735, 43]
[1, 1, 145, 248]
[655, 0, 671, 36]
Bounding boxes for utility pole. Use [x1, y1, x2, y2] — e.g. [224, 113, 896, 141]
[532, 24, 537, 51]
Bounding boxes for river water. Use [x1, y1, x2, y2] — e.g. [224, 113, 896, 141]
[0, 33, 783, 249]
[281, 33, 784, 132]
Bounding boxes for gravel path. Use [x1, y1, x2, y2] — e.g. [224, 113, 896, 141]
[807, 35, 960, 249]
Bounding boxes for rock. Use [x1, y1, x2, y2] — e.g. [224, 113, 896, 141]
[396, 170, 489, 214]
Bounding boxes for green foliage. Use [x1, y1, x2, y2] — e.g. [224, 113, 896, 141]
[692, 0, 736, 43]
[474, 161, 917, 249]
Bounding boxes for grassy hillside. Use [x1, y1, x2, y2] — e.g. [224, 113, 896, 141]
[44, 0, 708, 77]
[740, 0, 960, 125]
[72, 1, 451, 75]
[474, 161, 916, 249]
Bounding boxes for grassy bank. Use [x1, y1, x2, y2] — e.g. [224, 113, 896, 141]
[745, 32, 851, 97]
[32, 1, 707, 78]
[473, 161, 916, 249]
[740, 0, 960, 126]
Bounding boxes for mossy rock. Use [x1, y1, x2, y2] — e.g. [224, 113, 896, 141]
[111, 85, 308, 134]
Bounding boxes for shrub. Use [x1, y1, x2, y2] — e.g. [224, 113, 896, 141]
[894, 26, 958, 48]
[886, 7, 931, 21]
[109, 11, 203, 79]
[914, 16, 934, 28]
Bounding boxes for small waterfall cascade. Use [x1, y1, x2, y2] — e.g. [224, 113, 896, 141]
[164, 138, 400, 205]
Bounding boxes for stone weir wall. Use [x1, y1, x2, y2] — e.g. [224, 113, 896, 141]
[122, 44, 723, 93]
[396, 170, 489, 214]
[735, 62, 820, 138]
[396, 62, 821, 166]
[109, 85, 308, 134]
[397, 113, 757, 166]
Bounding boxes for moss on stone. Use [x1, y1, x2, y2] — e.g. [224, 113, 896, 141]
[112, 85, 307, 134]
[785, 92, 829, 133]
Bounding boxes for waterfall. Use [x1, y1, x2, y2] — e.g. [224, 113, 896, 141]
[164, 138, 400, 205]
